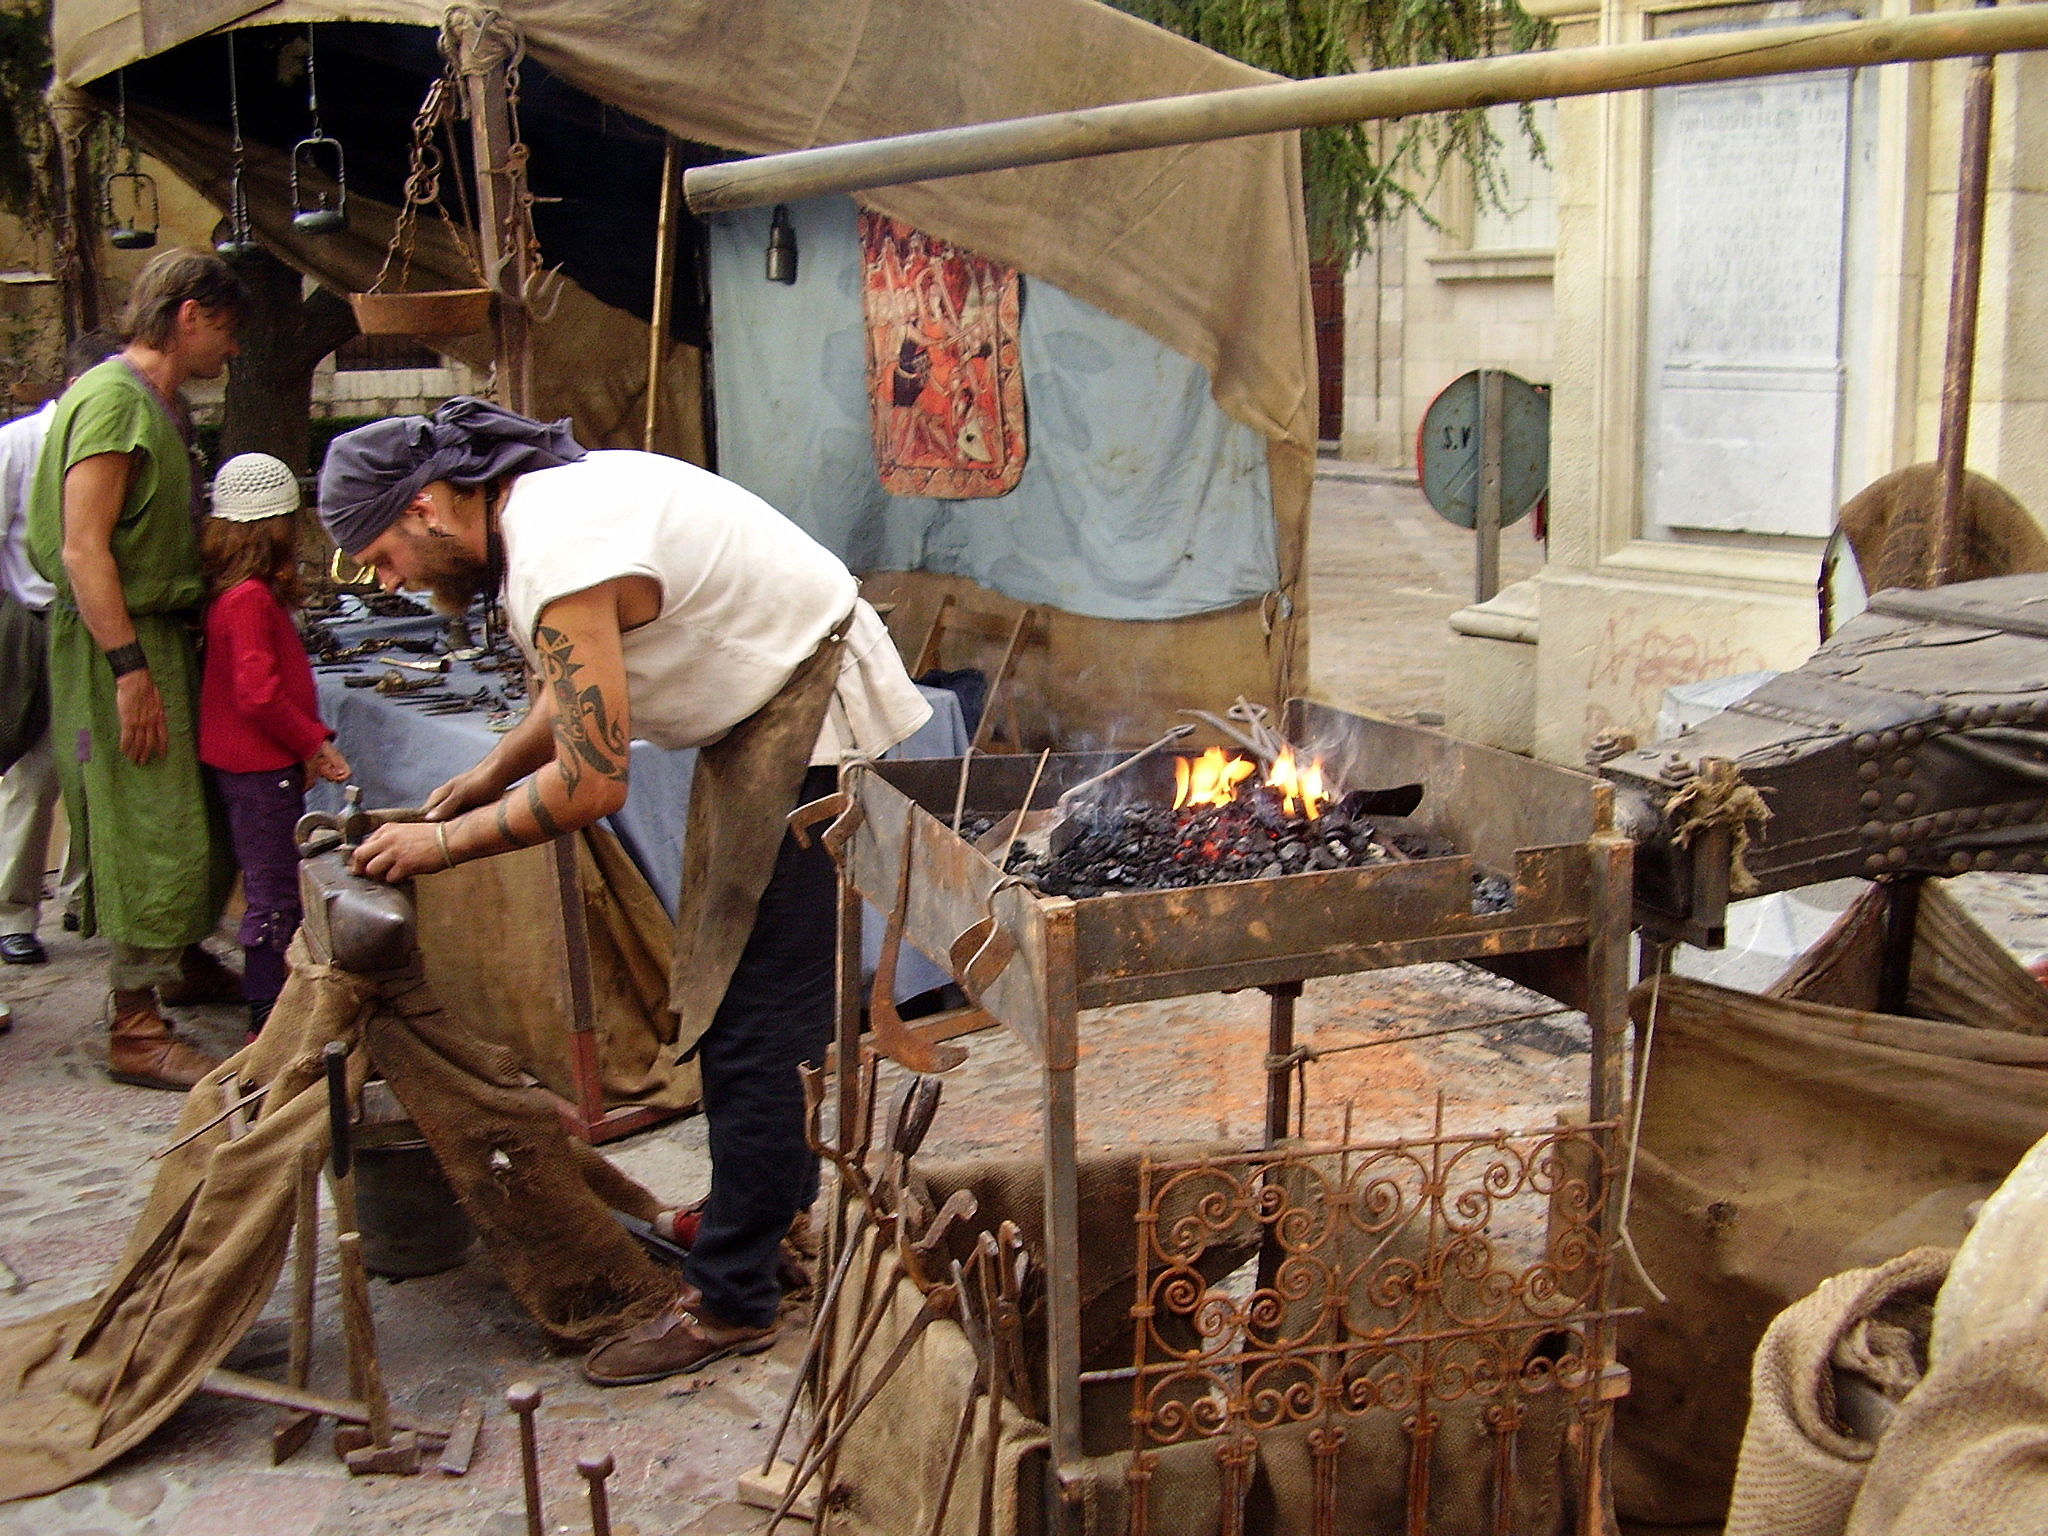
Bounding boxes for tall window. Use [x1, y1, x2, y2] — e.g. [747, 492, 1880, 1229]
[1471, 100, 1556, 254]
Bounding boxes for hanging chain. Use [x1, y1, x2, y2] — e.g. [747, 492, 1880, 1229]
[497, 32, 558, 317]
[224, 34, 252, 245]
[304, 24, 325, 140]
[114, 70, 138, 171]
[369, 69, 489, 293]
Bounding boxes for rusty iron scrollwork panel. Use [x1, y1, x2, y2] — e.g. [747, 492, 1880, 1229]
[1122, 1124, 1620, 1536]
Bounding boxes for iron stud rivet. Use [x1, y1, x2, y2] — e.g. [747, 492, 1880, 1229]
[1879, 730, 1901, 751]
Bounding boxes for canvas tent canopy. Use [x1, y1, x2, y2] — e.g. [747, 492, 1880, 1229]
[53, 0, 1316, 742]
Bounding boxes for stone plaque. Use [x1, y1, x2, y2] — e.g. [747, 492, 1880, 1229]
[1642, 66, 1858, 540]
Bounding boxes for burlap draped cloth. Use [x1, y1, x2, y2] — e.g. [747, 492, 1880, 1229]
[0, 936, 679, 1504]
[1728, 1244, 2048, 1536]
[1724, 1248, 1949, 1536]
[666, 616, 848, 1053]
[1613, 878, 2048, 1531]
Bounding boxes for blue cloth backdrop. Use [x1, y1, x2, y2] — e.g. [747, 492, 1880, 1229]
[707, 196, 1280, 622]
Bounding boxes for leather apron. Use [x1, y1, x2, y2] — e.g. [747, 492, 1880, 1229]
[667, 611, 852, 1055]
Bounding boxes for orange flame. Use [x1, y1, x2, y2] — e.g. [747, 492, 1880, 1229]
[1172, 745, 1329, 818]
[1266, 747, 1327, 819]
[1174, 747, 1256, 809]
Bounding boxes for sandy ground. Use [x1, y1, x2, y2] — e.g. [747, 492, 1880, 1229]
[0, 464, 1580, 1536]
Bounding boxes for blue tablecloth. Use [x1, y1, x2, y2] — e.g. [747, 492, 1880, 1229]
[306, 602, 965, 997]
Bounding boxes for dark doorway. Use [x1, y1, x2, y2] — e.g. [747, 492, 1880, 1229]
[1310, 259, 1346, 445]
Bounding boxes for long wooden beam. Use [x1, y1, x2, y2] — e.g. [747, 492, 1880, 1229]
[685, 5, 2048, 214]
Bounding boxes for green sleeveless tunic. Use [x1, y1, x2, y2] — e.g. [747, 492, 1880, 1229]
[26, 360, 230, 948]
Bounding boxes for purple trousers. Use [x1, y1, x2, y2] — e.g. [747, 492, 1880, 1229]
[209, 765, 305, 1004]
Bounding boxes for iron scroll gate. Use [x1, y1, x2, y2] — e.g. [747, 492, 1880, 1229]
[829, 700, 1635, 1534]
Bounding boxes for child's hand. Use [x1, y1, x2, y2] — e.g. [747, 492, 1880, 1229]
[306, 741, 351, 784]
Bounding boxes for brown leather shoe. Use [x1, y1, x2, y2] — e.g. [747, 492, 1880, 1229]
[582, 1287, 777, 1386]
[156, 945, 243, 1008]
[107, 989, 223, 1091]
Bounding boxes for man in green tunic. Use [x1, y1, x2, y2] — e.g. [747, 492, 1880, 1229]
[28, 248, 244, 1089]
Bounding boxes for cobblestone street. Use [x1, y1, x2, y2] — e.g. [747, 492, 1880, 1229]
[0, 464, 1582, 1535]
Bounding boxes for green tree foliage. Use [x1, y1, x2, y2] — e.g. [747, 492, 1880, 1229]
[0, 1, 54, 225]
[1108, 0, 1552, 263]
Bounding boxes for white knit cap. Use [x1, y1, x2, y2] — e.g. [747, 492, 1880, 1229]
[210, 453, 300, 523]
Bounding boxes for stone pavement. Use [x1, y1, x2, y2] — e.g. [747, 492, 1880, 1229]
[1305, 463, 1543, 724]
[0, 463, 1584, 1534]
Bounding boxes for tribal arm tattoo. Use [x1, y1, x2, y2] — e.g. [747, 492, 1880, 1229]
[534, 622, 630, 799]
[525, 777, 566, 840]
[443, 614, 629, 858]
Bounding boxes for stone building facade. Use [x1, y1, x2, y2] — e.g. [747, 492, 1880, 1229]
[1347, 0, 2048, 766]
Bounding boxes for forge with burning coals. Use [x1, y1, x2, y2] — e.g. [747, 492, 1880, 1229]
[808, 699, 1637, 1533]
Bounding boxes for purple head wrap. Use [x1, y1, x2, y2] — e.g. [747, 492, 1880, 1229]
[317, 396, 586, 556]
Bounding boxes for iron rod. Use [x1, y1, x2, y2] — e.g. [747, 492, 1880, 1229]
[1932, 12, 1999, 586]
[684, 7, 2048, 214]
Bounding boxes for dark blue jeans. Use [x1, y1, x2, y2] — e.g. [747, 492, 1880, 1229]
[683, 764, 838, 1328]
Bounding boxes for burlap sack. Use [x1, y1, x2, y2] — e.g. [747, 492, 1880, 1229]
[0, 937, 677, 1503]
[1613, 960, 2048, 1527]
[1724, 1248, 1949, 1536]
[1844, 1311, 2048, 1536]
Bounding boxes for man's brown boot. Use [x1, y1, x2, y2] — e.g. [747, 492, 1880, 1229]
[107, 989, 222, 1091]
[156, 945, 242, 1007]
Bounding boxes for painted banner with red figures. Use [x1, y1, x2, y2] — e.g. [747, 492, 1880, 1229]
[858, 212, 1026, 499]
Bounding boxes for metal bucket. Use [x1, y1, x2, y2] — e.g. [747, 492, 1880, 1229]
[353, 1106, 475, 1278]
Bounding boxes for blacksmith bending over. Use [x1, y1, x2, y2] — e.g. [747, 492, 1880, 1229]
[317, 398, 929, 1383]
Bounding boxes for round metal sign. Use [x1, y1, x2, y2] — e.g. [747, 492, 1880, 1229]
[1417, 369, 1550, 530]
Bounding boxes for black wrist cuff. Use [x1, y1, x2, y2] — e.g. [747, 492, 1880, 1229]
[105, 642, 148, 678]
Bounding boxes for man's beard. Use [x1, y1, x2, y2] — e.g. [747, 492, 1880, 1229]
[406, 536, 491, 615]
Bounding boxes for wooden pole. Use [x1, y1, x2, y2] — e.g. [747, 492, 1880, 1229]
[1475, 368, 1505, 606]
[685, 6, 2048, 215]
[1931, 9, 1999, 587]
[645, 136, 682, 450]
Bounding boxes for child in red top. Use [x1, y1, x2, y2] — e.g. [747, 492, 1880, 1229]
[198, 454, 349, 1036]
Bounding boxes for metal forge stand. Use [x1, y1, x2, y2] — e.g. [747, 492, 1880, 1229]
[826, 701, 1635, 1534]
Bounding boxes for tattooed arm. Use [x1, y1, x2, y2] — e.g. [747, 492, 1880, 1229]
[352, 581, 645, 883]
